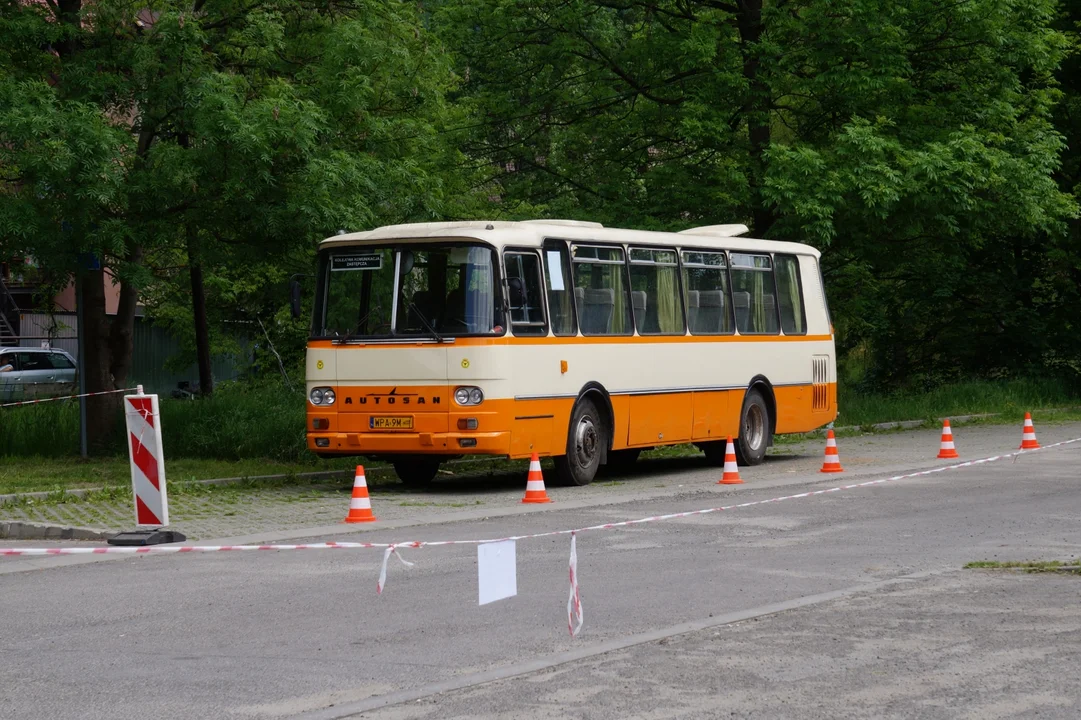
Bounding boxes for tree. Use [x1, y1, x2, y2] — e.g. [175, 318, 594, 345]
[1, 0, 459, 447]
[436, 0, 1077, 387]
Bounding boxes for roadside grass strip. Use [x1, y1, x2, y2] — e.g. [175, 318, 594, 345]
[4, 435, 1080, 634]
[965, 560, 1081, 575]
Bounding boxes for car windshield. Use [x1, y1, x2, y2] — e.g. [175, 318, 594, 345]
[317, 243, 503, 339]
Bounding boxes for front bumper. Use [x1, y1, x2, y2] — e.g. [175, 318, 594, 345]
[307, 431, 510, 455]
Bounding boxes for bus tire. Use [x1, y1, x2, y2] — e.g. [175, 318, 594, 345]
[735, 388, 770, 466]
[393, 457, 441, 487]
[555, 398, 605, 486]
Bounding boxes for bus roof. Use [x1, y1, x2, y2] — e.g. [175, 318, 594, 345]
[319, 220, 820, 258]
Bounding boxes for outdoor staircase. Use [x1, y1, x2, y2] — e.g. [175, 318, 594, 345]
[0, 278, 19, 347]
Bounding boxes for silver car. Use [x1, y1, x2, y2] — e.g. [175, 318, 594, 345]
[0, 347, 78, 403]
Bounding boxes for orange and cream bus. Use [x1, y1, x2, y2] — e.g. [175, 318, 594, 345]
[302, 220, 836, 486]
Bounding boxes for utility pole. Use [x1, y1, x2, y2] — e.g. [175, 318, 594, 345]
[76, 272, 87, 458]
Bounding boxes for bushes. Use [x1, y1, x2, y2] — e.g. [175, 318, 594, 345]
[0, 401, 83, 456]
[0, 382, 310, 463]
[836, 378, 1080, 427]
[161, 383, 308, 463]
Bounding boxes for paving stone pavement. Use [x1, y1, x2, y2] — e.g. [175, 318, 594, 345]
[2, 421, 1076, 540]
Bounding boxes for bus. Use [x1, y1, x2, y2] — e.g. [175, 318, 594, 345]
[301, 220, 836, 487]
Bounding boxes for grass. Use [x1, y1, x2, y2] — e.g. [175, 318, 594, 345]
[965, 560, 1081, 575]
[0, 382, 311, 461]
[835, 378, 1081, 428]
[0, 456, 368, 496]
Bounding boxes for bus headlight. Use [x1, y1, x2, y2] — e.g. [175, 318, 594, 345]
[310, 387, 335, 405]
[454, 386, 484, 406]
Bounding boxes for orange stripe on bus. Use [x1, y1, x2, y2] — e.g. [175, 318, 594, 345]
[307, 383, 837, 458]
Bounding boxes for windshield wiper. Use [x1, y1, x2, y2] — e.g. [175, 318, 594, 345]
[408, 302, 444, 343]
[333, 304, 383, 344]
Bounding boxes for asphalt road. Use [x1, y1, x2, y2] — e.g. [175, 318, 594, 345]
[3, 421, 1080, 719]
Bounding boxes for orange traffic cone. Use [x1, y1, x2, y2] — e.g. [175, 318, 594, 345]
[820, 429, 844, 473]
[937, 419, 959, 459]
[1019, 413, 1040, 449]
[521, 453, 552, 504]
[343, 466, 377, 523]
[718, 436, 743, 485]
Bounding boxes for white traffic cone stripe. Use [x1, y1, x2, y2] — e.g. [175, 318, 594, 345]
[529, 460, 542, 472]
[526, 480, 546, 491]
[350, 497, 372, 510]
[941, 440, 955, 449]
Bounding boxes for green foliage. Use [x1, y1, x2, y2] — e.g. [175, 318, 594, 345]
[158, 381, 308, 462]
[0, 381, 306, 461]
[835, 377, 1081, 427]
[435, 0, 1080, 389]
[0, 0, 467, 376]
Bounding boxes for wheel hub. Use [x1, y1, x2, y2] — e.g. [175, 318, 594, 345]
[745, 404, 765, 449]
[575, 416, 598, 466]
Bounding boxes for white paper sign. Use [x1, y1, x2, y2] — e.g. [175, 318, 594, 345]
[478, 540, 517, 605]
[546, 251, 565, 291]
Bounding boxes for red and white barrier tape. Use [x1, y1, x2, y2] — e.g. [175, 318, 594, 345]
[567, 533, 583, 637]
[3, 435, 1079, 635]
[4, 436, 1078, 556]
[0, 387, 139, 408]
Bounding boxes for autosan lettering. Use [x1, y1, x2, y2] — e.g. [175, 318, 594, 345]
[355, 388, 440, 405]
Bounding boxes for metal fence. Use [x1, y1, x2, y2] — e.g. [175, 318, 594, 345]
[17, 312, 250, 396]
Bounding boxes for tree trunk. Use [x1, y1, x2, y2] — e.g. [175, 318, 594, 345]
[80, 266, 120, 453]
[108, 247, 142, 388]
[188, 234, 214, 396]
[736, 0, 776, 236]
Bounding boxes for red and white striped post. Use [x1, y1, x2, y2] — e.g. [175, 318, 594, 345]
[125, 386, 169, 526]
[108, 385, 185, 545]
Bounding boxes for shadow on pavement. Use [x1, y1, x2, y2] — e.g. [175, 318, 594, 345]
[367, 448, 814, 496]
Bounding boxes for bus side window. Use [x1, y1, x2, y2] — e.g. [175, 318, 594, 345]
[730, 253, 780, 334]
[570, 244, 633, 336]
[543, 241, 577, 336]
[681, 250, 733, 335]
[504, 251, 547, 336]
[774, 254, 806, 335]
[629, 248, 684, 335]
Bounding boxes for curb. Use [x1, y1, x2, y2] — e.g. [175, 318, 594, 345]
[0, 520, 113, 541]
[0, 457, 502, 505]
[834, 412, 998, 434]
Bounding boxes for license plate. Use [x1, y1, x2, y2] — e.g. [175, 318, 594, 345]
[370, 416, 413, 430]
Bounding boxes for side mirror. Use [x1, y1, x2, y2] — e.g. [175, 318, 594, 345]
[289, 279, 302, 320]
[507, 277, 525, 307]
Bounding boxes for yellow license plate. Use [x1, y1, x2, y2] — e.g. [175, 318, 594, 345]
[370, 416, 413, 430]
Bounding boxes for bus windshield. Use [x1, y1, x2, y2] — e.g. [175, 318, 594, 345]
[317, 243, 503, 340]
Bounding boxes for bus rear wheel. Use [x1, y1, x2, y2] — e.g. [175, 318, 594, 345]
[555, 398, 605, 486]
[393, 457, 441, 488]
[735, 388, 770, 466]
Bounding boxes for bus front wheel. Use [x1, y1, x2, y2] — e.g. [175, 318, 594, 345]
[735, 388, 770, 466]
[393, 457, 441, 488]
[555, 398, 605, 486]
